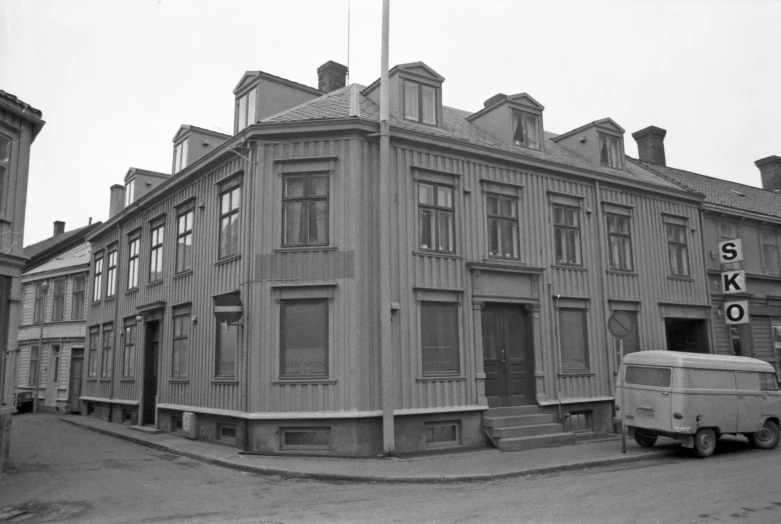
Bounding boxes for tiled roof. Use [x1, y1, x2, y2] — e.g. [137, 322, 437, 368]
[24, 222, 102, 267]
[264, 85, 682, 191]
[632, 159, 781, 220]
[24, 242, 91, 276]
[0, 90, 43, 117]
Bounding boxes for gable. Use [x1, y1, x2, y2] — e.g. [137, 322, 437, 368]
[233, 71, 260, 94]
[594, 118, 625, 135]
[394, 61, 445, 82]
[507, 93, 545, 112]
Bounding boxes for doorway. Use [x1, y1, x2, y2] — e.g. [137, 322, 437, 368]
[482, 305, 535, 407]
[68, 348, 83, 413]
[142, 320, 160, 426]
[665, 318, 709, 353]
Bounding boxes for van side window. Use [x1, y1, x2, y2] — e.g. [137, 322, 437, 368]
[760, 373, 779, 391]
[735, 371, 760, 391]
[684, 369, 736, 390]
[625, 366, 671, 387]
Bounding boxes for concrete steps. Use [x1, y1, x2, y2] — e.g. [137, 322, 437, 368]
[483, 406, 578, 452]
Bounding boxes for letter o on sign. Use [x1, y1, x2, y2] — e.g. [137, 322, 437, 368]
[725, 301, 749, 325]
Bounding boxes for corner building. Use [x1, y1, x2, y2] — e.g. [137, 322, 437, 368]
[81, 61, 712, 455]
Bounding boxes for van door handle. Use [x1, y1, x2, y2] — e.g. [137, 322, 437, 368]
[662, 392, 670, 396]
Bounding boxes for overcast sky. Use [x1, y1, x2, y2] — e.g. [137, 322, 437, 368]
[2, 0, 779, 245]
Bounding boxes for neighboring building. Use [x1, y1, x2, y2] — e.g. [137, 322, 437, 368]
[0, 91, 45, 472]
[634, 130, 781, 372]
[80, 61, 712, 456]
[16, 220, 102, 413]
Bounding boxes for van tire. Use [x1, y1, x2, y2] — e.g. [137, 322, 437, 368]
[634, 431, 657, 448]
[749, 420, 780, 450]
[694, 428, 716, 458]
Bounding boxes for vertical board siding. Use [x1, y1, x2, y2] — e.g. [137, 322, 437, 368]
[752, 316, 775, 367]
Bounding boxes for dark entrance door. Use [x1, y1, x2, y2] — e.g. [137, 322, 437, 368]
[482, 305, 534, 407]
[142, 321, 160, 425]
[68, 348, 84, 413]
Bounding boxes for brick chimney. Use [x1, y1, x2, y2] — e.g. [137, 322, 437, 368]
[53, 221, 65, 237]
[632, 126, 667, 166]
[483, 93, 508, 108]
[756, 155, 781, 192]
[317, 61, 349, 93]
[109, 184, 126, 218]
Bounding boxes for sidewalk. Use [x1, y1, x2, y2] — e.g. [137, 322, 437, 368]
[60, 415, 679, 483]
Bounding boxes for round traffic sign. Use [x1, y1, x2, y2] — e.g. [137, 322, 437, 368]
[607, 311, 636, 339]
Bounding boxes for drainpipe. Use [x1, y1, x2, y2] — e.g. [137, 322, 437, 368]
[593, 181, 613, 395]
[379, 0, 395, 455]
[33, 280, 49, 413]
[241, 145, 256, 451]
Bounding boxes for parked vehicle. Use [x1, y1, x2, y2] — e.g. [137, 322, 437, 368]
[15, 391, 33, 413]
[617, 350, 781, 458]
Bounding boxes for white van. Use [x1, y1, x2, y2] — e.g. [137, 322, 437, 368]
[617, 350, 781, 457]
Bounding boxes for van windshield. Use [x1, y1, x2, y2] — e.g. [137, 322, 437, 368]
[625, 366, 671, 387]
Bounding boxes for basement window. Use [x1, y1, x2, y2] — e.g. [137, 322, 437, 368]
[567, 411, 593, 432]
[280, 427, 331, 451]
[171, 415, 183, 433]
[424, 421, 461, 448]
[217, 424, 237, 444]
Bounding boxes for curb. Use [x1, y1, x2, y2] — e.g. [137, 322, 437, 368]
[60, 417, 676, 484]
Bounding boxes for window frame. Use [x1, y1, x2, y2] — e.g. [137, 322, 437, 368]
[0, 132, 12, 215]
[122, 320, 136, 379]
[485, 193, 520, 260]
[88, 328, 99, 378]
[106, 246, 118, 298]
[418, 181, 456, 253]
[558, 307, 591, 373]
[599, 133, 624, 169]
[33, 282, 45, 324]
[127, 231, 140, 290]
[71, 275, 85, 320]
[148, 219, 165, 283]
[606, 212, 633, 271]
[52, 345, 61, 384]
[281, 172, 330, 248]
[218, 180, 241, 260]
[665, 219, 690, 277]
[552, 204, 583, 266]
[52, 279, 66, 321]
[28, 345, 39, 387]
[420, 301, 461, 376]
[175, 202, 195, 274]
[171, 305, 191, 379]
[761, 229, 781, 275]
[215, 320, 238, 380]
[101, 325, 113, 379]
[236, 86, 257, 133]
[92, 254, 104, 302]
[511, 110, 542, 151]
[403, 79, 438, 126]
[173, 139, 189, 173]
[279, 299, 330, 380]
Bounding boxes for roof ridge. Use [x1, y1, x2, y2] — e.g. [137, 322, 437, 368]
[632, 157, 774, 194]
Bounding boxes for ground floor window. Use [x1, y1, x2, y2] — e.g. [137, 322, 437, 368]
[559, 308, 590, 371]
[280, 300, 328, 379]
[421, 302, 460, 375]
[280, 427, 331, 450]
[28, 345, 39, 386]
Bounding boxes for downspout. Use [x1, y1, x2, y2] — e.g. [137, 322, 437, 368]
[379, 0, 395, 455]
[241, 144, 256, 451]
[699, 207, 717, 354]
[593, 181, 613, 395]
[549, 282, 562, 421]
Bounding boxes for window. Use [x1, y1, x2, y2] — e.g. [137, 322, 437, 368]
[421, 302, 460, 375]
[280, 427, 331, 450]
[720, 221, 738, 240]
[666, 223, 690, 276]
[217, 424, 237, 444]
[172, 306, 191, 379]
[280, 300, 328, 378]
[93, 255, 103, 301]
[599, 134, 623, 169]
[0, 134, 10, 208]
[419, 182, 455, 253]
[403, 80, 437, 125]
[760, 372, 779, 391]
[173, 139, 189, 173]
[175, 204, 194, 273]
[282, 173, 329, 247]
[101, 326, 113, 378]
[122, 321, 136, 378]
[125, 180, 135, 206]
[88, 328, 99, 378]
[33, 282, 45, 324]
[553, 205, 582, 266]
[486, 194, 519, 259]
[106, 248, 117, 297]
[559, 308, 589, 372]
[28, 346, 39, 387]
[512, 111, 541, 150]
[761, 230, 780, 274]
[127, 232, 140, 289]
[149, 221, 164, 282]
[52, 345, 61, 383]
[425, 421, 461, 448]
[730, 325, 742, 356]
[218, 183, 241, 259]
[50, 280, 65, 321]
[215, 321, 237, 379]
[236, 87, 257, 133]
[606, 213, 633, 271]
[71, 276, 85, 320]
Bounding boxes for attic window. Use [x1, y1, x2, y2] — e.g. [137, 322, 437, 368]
[236, 87, 257, 133]
[512, 111, 541, 151]
[599, 134, 623, 169]
[403, 80, 437, 125]
[125, 180, 135, 206]
[174, 139, 189, 174]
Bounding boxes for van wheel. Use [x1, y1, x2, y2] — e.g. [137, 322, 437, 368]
[694, 428, 716, 458]
[634, 431, 657, 448]
[749, 420, 780, 450]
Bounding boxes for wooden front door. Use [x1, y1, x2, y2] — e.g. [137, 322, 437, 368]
[482, 305, 534, 407]
[142, 321, 160, 425]
[68, 349, 84, 413]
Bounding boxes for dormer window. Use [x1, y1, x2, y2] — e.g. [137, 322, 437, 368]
[174, 139, 189, 174]
[512, 110, 541, 150]
[125, 180, 135, 206]
[403, 80, 437, 125]
[599, 134, 623, 169]
[236, 87, 257, 133]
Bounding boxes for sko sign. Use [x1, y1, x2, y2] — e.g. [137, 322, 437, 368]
[719, 240, 748, 325]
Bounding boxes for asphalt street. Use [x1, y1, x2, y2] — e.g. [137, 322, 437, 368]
[2, 414, 780, 523]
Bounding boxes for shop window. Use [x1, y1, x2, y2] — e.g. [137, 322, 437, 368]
[421, 302, 460, 375]
[280, 300, 328, 379]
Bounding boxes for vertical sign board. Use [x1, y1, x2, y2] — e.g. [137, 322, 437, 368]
[719, 239, 748, 325]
